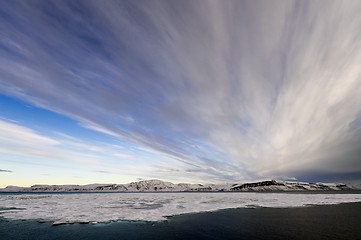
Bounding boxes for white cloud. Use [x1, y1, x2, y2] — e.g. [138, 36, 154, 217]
[0, 120, 59, 147]
[1, 1, 361, 182]
[0, 120, 101, 165]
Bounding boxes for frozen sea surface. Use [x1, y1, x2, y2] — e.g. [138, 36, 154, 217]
[1, 192, 361, 224]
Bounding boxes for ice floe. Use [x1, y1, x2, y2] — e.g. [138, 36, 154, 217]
[0, 192, 360, 224]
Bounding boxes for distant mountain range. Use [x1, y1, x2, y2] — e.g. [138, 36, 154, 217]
[1, 179, 361, 192]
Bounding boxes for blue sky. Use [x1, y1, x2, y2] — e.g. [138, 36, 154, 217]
[1, 0, 361, 187]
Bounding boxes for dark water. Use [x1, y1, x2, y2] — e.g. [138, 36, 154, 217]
[1, 202, 361, 240]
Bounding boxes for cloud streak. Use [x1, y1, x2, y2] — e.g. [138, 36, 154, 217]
[0, 119, 149, 170]
[1, 0, 361, 182]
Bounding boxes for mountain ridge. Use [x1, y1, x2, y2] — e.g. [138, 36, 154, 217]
[1, 179, 361, 192]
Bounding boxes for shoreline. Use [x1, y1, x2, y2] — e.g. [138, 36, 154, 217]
[2, 190, 361, 194]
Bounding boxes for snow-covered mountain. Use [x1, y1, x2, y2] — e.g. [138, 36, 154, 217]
[1, 179, 360, 192]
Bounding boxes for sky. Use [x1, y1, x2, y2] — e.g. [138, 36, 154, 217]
[1, 0, 361, 187]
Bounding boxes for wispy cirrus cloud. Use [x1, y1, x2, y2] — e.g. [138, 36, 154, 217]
[1, 1, 361, 182]
[0, 119, 147, 170]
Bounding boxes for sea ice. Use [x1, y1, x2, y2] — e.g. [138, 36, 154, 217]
[0, 192, 360, 224]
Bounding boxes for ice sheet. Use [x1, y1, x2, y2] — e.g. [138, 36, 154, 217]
[1, 192, 360, 224]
